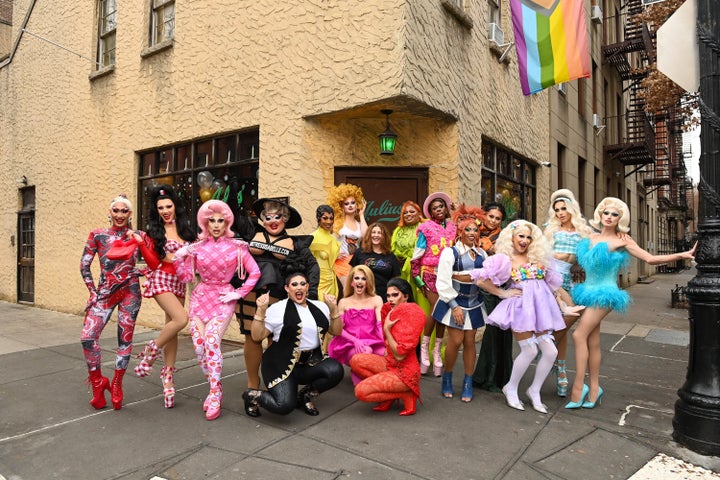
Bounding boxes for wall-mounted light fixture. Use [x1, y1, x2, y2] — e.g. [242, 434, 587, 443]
[17, 175, 28, 186]
[378, 109, 397, 156]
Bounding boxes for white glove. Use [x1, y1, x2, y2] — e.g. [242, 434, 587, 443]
[219, 291, 242, 303]
[174, 245, 191, 259]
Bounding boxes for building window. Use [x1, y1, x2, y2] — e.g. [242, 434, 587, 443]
[488, 0, 500, 25]
[578, 77, 586, 119]
[137, 129, 260, 231]
[151, 0, 174, 46]
[481, 140, 537, 223]
[97, 0, 117, 67]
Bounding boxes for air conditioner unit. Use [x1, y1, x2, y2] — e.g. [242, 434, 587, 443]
[641, 0, 665, 6]
[488, 23, 505, 46]
[556, 82, 567, 95]
[593, 113, 602, 128]
[590, 5, 603, 24]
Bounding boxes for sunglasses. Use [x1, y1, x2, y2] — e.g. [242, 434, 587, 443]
[111, 208, 130, 214]
[289, 281, 307, 287]
[602, 211, 620, 218]
[264, 214, 283, 221]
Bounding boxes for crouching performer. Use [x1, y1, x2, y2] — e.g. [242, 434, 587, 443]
[242, 257, 344, 417]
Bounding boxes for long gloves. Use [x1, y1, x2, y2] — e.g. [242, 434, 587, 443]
[218, 291, 242, 303]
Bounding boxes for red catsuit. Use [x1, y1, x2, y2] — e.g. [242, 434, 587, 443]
[80, 226, 142, 370]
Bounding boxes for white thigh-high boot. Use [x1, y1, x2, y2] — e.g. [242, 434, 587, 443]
[502, 337, 538, 410]
[526, 333, 558, 413]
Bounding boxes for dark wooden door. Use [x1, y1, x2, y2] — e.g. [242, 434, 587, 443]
[334, 167, 428, 230]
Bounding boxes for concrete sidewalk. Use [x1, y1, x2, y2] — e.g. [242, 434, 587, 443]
[0, 268, 718, 479]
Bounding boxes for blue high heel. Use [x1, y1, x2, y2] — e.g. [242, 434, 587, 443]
[441, 372, 453, 398]
[461, 375, 473, 403]
[564, 384, 589, 409]
[554, 360, 568, 397]
[582, 387, 604, 409]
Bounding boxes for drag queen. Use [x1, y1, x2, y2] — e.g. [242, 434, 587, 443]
[309, 204, 340, 302]
[565, 197, 696, 409]
[542, 189, 592, 397]
[133, 185, 196, 408]
[411, 192, 456, 376]
[328, 265, 385, 385]
[327, 183, 368, 289]
[242, 259, 344, 417]
[80, 194, 142, 410]
[391, 201, 430, 314]
[174, 200, 260, 420]
[472, 220, 566, 413]
[433, 204, 487, 402]
[351, 279, 425, 416]
[237, 197, 319, 417]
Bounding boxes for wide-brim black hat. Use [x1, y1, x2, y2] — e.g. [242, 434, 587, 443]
[252, 198, 302, 229]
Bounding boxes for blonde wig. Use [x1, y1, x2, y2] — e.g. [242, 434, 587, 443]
[590, 197, 630, 233]
[495, 220, 553, 265]
[543, 189, 594, 242]
[260, 200, 290, 223]
[327, 183, 366, 234]
[109, 194, 132, 211]
[344, 264, 377, 298]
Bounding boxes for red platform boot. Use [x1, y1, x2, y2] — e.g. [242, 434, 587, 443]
[110, 369, 125, 410]
[398, 391, 417, 416]
[88, 368, 110, 409]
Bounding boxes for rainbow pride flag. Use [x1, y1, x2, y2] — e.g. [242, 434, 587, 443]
[510, 0, 591, 95]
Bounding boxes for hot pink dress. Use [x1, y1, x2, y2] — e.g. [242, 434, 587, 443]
[328, 308, 385, 366]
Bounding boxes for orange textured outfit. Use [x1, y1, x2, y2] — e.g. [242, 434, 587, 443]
[351, 303, 425, 414]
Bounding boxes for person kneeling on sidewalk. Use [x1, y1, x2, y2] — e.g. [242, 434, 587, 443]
[243, 257, 344, 417]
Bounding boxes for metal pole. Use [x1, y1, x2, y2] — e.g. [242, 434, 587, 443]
[672, 0, 720, 456]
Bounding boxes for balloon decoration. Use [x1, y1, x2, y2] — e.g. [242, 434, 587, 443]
[211, 178, 226, 192]
[199, 188, 213, 203]
[197, 171, 213, 189]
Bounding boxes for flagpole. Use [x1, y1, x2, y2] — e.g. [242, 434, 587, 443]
[672, 0, 720, 456]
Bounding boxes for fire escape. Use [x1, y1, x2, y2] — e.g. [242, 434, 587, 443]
[601, 0, 656, 168]
[602, 0, 693, 271]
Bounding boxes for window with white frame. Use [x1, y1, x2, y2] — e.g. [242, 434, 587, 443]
[151, 0, 175, 46]
[97, 0, 117, 67]
[488, 0, 500, 26]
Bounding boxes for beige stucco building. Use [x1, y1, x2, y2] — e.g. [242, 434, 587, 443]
[1, 0, 552, 335]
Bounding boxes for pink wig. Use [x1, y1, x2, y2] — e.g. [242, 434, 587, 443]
[197, 200, 235, 239]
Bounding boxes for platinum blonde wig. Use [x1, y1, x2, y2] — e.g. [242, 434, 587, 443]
[590, 197, 630, 233]
[495, 220, 553, 265]
[543, 189, 594, 242]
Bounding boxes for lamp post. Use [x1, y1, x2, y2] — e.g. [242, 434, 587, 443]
[672, 0, 720, 456]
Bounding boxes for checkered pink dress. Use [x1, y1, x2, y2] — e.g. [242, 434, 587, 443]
[142, 239, 188, 298]
[174, 237, 261, 323]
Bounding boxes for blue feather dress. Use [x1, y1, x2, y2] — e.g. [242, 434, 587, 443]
[572, 239, 632, 313]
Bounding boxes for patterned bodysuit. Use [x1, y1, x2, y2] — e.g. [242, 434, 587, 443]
[174, 237, 261, 391]
[80, 226, 142, 371]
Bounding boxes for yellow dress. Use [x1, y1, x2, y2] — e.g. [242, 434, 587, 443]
[310, 227, 340, 302]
